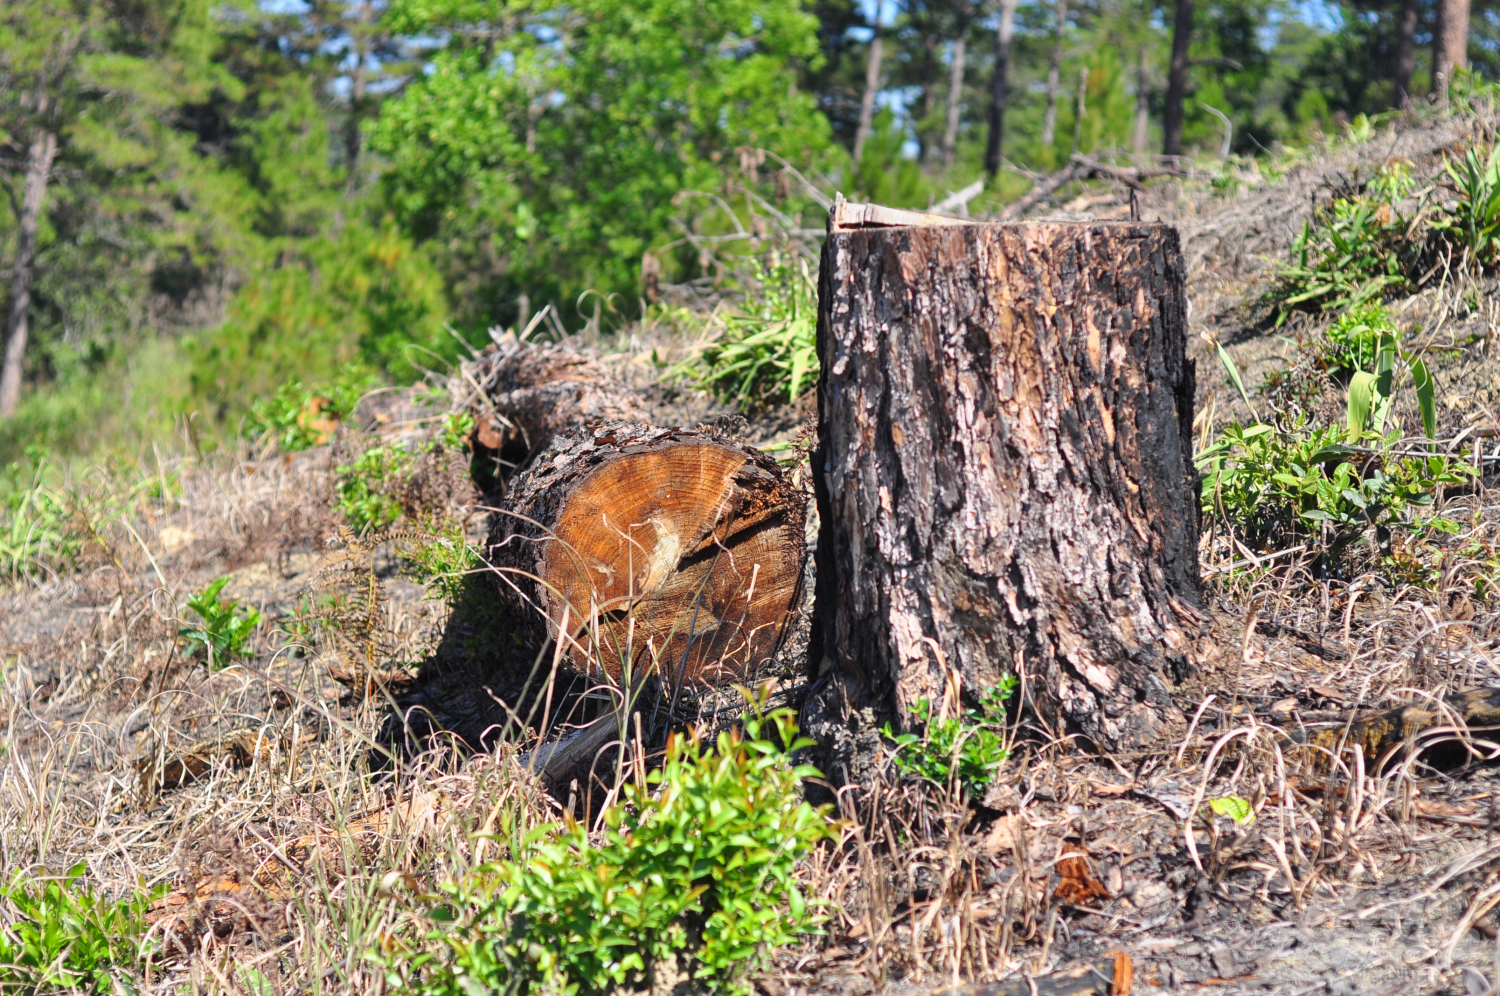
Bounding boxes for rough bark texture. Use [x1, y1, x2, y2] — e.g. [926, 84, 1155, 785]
[809, 219, 1205, 762]
[489, 422, 806, 689]
[467, 335, 650, 475]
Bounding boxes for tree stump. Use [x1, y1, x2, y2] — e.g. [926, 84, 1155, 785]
[811, 211, 1205, 754]
[489, 422, 807, 689]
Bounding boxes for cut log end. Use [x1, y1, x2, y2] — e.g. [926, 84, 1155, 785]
[494, 423, 806, 688]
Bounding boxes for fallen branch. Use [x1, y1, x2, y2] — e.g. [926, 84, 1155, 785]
[998, 155, 1185, 221]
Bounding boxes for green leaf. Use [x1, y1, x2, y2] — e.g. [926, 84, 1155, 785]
[1208, 795, 1255, 825]
[1217, 341, 1256, 417]
[1410, 356, 1438, 440]
[1347, 370, 1378, 440]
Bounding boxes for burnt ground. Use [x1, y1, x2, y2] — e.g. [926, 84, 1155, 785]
[6, 105, 1500, 995]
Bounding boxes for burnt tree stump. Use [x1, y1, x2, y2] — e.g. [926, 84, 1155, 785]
[489, 422, 807, 690]
[810, 208, 1205, 754]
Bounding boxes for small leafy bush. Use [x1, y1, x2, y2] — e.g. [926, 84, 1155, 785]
[1198, 423, 1470, 563]
[1433, 143, 1500, 270]
[336, 444, 411, 535]
[686, 252, 818, 412]
[374, 708, 835, 996]
[0, 865, 162, 993]
[1318, 304, 1396, 376]
[180, 577, 262, 668]
[1272, 165, 1415, 320]
[245, 366, 376, 453]
[883, 677, 1018, 800]
[404, 524, 481, 602]
[438, 411, 476, 452]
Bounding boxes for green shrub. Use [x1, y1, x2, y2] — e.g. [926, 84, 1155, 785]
[1434, 144, 1500, 269]
[1197, 423, 1470, 563]
[245, 366, 378, 454]
[180, 577, 263, 669]
[373, 708, 835, 996]
[336, 445, 412, 535]
[1319, 304, 1396, 376]
[438, 411, 476, 453]
[404, 524, 481, 603]
[882, 678, 1017, 800]
[1270, 164, 1416, 321]
[685, 252, 818, 413]
[0, 865, 162, 993]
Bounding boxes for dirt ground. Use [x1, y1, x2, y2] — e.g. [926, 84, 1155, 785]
[7, 106, 1500, 996]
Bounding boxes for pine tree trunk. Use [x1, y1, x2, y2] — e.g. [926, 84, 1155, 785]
[1132, 45, 1150, 154]
[983, 0, 1019, 177]
[1040, 0, 1068, 149]
[1434, 0, 1469, 95]
[941, 32, 968, 167]
[1394, 0, 1419, 108]
[808, 208, 1206, 764]
[853, 12, 886, 162]
[489, 422, 807, 690]
[1162, 0, 1193, 159]
[0, 126, 58, 418]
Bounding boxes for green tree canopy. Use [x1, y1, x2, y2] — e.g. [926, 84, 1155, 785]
[370, 0, 835, 327]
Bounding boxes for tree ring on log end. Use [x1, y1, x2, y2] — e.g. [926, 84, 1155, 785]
[493, 423, 807, 688]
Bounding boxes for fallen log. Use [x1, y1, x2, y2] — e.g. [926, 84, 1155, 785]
[810, 205, 1206, 756]
[465, 333, 650, 476]
[1293, 685, 1500, 769]
[488, 421, 806, 689]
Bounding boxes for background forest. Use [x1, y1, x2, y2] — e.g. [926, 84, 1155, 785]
[0, 0, 1492, 460]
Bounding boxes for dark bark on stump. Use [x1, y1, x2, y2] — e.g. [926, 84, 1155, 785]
[810, 217, 1205, 755]
[489, 422, 807, 689]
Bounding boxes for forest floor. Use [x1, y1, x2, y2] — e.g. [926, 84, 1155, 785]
[7, 107, 1500, 996]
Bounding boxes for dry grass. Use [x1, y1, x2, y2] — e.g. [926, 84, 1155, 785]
[12, 107, 1500, 996]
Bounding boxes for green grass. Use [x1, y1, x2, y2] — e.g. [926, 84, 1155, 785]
[679, 252, 818, 413]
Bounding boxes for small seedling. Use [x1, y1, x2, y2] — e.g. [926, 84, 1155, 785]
[336, 445, 410, 535]
[438, 411, 476, 452]
[180, 577, 262, 669]
[883, 676, 1019, 800]
[1208, 795, 1255, 825]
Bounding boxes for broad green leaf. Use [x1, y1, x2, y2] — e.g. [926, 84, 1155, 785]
[1410, 356, 1438, 440]
[1347, 370, 1378, 440]
[1208, 796, 1255, 825]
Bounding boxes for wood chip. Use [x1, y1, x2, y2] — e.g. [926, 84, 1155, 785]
[1055, 842, 1111, 905]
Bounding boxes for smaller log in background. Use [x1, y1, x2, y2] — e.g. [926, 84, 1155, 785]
[811, 214, 1207, 759]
